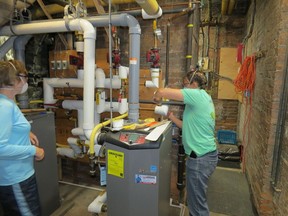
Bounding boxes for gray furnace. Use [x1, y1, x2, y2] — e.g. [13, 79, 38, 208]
[103, 122, 172, 216]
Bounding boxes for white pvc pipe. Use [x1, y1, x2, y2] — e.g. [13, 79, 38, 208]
[88, 191, 107, 214]
[63, 100, 84, 110]
[95, 68, 105, 88]
[118, 98, 128, 114]
[63, 100, 100, 138]
[72, 127, 85, 137]
[145, 68, 160, 88]
[104, 102, 121, 113]
[96, 91, 128, 114]
[145, 80, 158, 88]
[43, 78, 57, 104]
[44, 76, 121, 104]
[119, 65, 129, 79]
[104, 77, 121, 89]
[67, 137, 82, 155]
[43, 78, 85, 104]
[77, 69, 84, 80]
[56, 147, 76, 159]
[0, 14, 141, 123]
[58, 181, 104, 192]
[83, 37, 96, 133]
[142, 7, 163, 19]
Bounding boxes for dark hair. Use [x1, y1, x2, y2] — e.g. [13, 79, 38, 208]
[0, 60, 27, 88]
[185, 71, 207, 89]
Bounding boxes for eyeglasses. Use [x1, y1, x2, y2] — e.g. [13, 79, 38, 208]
[182, 82, 190, 87]
[17, 74, 28, 81]
[182, 72, 197, 87]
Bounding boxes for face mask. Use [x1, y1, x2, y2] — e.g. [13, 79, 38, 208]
[17, 76, 28, 94]
[20, 82, 28, 94]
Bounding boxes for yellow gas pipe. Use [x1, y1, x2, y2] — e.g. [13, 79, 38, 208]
[221, 0, 236, 16]
[89, 112, 128, 155]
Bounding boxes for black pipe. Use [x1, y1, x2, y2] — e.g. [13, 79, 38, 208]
[165, 22, 170, 87]
[177, 140, 185, 190]
[271, 39, 288, 189]
[191, 3, 200, 68]
[186, 1, 193, 72]
[176, 131, 186, 203]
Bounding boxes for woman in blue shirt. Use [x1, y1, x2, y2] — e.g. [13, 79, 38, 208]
[153, 71, 218, 216]
[0, 60, 45, 216]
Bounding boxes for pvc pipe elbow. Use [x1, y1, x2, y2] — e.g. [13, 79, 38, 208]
[95, 68, 105, 88]
[88, 191, 107, 213]
[145, 80, 158, 88]
[104, 77, 121, 89]
[77, 19, 96, 39]
[118, 98, 128, 114]
[142, 7, 163, 19]
[71, 127, 85, 136]
[119, 65, 129, 79]
[84, 128, 92, 140]
[43, 78, 57, 104]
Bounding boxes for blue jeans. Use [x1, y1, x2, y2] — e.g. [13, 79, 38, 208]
[186, 150, 218, 216]
[0, 174, 41, 216]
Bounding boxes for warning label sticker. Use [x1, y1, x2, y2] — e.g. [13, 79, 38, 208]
[107, 150, 124, 178]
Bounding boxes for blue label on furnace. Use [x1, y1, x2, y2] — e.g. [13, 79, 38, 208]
[150, 165, 157, 173]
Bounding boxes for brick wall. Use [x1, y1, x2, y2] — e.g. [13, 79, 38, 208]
[214, 99, 239, 131]
[242, 0, 288, 215]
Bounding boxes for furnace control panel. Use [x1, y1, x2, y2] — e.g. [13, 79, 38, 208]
[119, 132, 147, 145]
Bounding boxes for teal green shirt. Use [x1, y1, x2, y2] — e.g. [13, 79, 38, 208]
[181, 88, 216, 156]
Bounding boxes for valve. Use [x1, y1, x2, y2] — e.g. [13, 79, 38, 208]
[146, 48, 160, 68]
[107, 49, 121, 68]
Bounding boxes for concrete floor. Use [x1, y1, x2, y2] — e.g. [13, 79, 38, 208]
[51, 184, 225, 216]
[50, 166, 256, 216]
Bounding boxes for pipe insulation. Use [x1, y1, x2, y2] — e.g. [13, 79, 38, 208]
[0, 14, 141, 124]
[0, 18, 97, 134]
[88, 191, 107, 213]
[43, 76, 121, 103]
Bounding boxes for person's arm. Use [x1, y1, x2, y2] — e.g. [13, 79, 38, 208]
[0, 103, 35, 159]
[153, 88, 184, 104]
[30, 132, 39, 146]
[30, 132, 44, 161]
[168, 112, 183, 128]
[35, 147, 44, 161]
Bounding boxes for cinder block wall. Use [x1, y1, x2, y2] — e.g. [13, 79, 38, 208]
[241, 0, 288, 215]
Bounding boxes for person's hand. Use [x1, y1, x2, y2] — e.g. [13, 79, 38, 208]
[35, 147, 45, 161]
[30, 132, 39, 146]
[153, 90, 162, 105]
[167, 111, 174, 120]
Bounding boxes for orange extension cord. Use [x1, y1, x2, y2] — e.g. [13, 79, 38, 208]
[234, 55, 256, 172]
